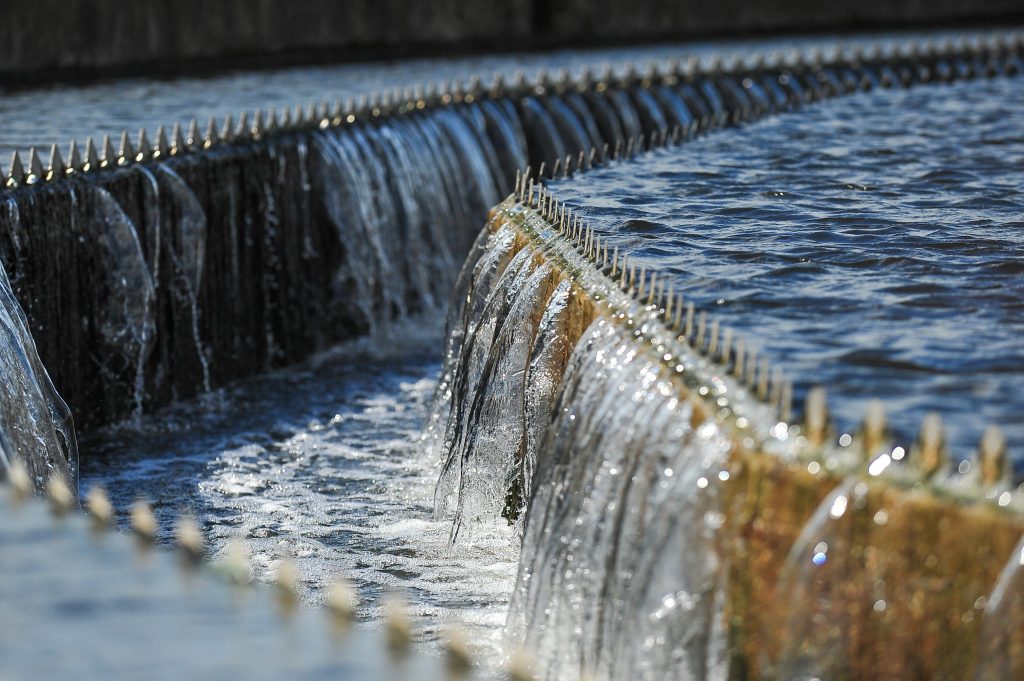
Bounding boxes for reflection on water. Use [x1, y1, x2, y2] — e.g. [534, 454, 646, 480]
[78, 318, 517, 665]
[547, 75, 1024, 459]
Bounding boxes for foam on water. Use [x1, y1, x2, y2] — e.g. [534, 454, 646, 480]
[79, 318, 518, 666]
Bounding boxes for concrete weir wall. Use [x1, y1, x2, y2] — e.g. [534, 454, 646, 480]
[2, 1, 1023, 83]
[0, 31, 1019, 450]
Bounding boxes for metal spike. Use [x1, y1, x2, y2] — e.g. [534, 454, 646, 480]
[130, 499, 157, 544]
[611, 246, 619, 276]
[85, 486, 114, 528]
[779, 380, 793, 423]
[136, 129, 151, 161]
[721, 327, 733, 364]
[204, 118, 218, 149]
[220, 114, 234, 142]
[187, 119, 200, 148]
[252, 110, 264, 138]
[171, 123, 186, 155]
[745, 349, 758, 386]
[224, 536, 251, 585]
[118, 131, 134, 165]
[770, 367, 782, 408]
[28, 147, 44, 181]
[175, 514, 204, 565]
[804, 387, 829, 447]
[552, 158, 561, 178]
[236, 112, 249, 139]
[978, 425, 1008, 487]
[734, 337, 746, 378]
[696, 311, 707, 351]
[443, 624, 473, 678]
[101, 135, 116, 168]
[861, 399, 887, 455]
[265, 108, 278, 133]
[684, 302, 695, 339]
[7, 151, 25, 186]
[707, 318, 719, 357]
[912, 413, 946, 478]
[757, 358, 770, 401]
[385, 592, 412, 655]
[46, 475, 74, 516]
[275, 557, 299, 612]
[327, 575, 359, 624]
[67, 140, 82, 173]
[7, 460, 31, 503]
[155, 125, 169, 157]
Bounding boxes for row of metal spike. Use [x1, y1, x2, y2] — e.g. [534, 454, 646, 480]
[5, 29, 1022, 190]
[514, 169, 1017, 499]
[514, 167, 794, 420]
[1, 460, 542, 680]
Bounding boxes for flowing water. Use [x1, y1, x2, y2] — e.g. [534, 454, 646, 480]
[2, 31, 1022, 681]
[0, 30, 962, 160]
[0, 257, 77, 489]
[544, 75, 1024, 461]
[78, 318, 519, 665]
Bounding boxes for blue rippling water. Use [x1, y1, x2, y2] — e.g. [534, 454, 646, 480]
[548, 75, 1024, 462]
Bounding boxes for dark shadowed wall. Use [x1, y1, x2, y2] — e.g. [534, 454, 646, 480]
[1, 0, 1022, 83]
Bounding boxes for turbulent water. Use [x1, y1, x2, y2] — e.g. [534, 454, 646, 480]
[546, 75, 1024, 460]
[0, 258, 77, 490]
[79, 319, 518, 664]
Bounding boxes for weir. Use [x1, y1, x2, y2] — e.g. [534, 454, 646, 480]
[436, 183, 1024, 679]
[1, 26, 1023, 681]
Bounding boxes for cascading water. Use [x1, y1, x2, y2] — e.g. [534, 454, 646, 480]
[433, 203, 777, 678]
[0, 28, 1022, 681]
[511, 318, 734, 681]
[434, 148, 1024, 677]
[0, 254, 77, 491]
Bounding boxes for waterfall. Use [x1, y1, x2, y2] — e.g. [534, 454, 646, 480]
[0, 102, 518, 430]
[0, 227, 77, 491]
[4, 34, 1017, 433]
[511, 317, 734, 681]
[435, 180, 1024, 678]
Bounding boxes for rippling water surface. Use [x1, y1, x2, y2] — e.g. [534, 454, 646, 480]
[549, 76, 1024, 460]
[0, 30, 971, 160]
[79, 319, 518, 665]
